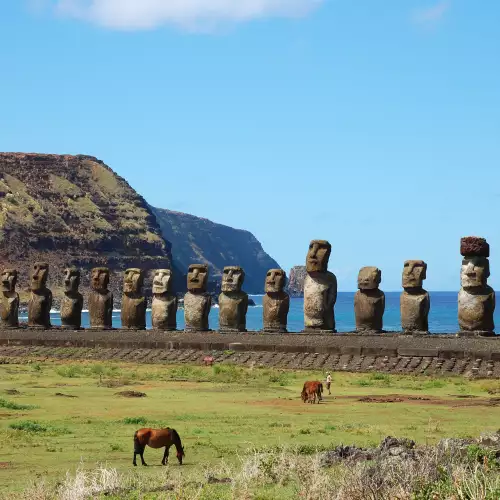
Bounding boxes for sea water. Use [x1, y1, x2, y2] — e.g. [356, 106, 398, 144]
[29, 292, 500, 334]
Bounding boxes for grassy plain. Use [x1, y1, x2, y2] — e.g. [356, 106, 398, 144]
[0, 360, 499, 497]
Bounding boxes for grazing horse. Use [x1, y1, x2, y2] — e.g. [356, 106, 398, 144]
[301, 381, 323, 404]
[133, 427, 185, 466]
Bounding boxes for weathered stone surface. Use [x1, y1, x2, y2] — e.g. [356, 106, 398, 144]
[355, 267, 384, 332]
[287, 265, 306, 297]
[401, 260, 430, 333]
[88, 267, 113, 329]
[60, 268, 83, 329]
[121, 268, 146, 330]
[184, 264, 211, 331]
[219, 266, 248, 333]
[304, 241, 337, 332]
[151, 269, 177, 331]
[461, 236, 490, 257]
[28, 262, 52, 328]
[263, 269, 289, 333]
[0, 269, 19, 327]
[458, 238, 495, 335]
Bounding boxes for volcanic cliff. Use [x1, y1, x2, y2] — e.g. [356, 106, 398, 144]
[151, 208, 280, 293]
[0, 153, 172, 302]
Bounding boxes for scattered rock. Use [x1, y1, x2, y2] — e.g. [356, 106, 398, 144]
[5, 389, 20, 395]
[207, 476, 232, 484]
[115, 391, 146, 398]
[54, 392, 77, 398]
[478, 430, 500, 448]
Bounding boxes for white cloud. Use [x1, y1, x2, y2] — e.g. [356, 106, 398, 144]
[412, 1, 451, 27]
[52, 0, 324, 31]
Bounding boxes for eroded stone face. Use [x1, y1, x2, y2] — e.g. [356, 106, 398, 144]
[187, 264, 208, 292]
[402, 260, 427, 289]
[221, 266, 244, 293]
[91, 267, 110, 292]
[1, 269, 17, 293]
[123, 268, 143, 295]
[61, 268, 83, 329]
[30, 262, 49, 292]
[28, 262, 52, 328]
[0, 268, 19, 327]
[265, 269, 286, 293]
[461, 257, 489, 288]
[153, 269, 172, 294]
[358, 267, 381, 290]
[306, 240, 331, 273]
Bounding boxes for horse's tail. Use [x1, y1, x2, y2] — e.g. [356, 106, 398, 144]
[171, 428, 185, 456]
[134, 430, 144, 452]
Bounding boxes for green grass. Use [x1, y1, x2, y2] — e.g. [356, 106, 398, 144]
[0, 360, 499, 494]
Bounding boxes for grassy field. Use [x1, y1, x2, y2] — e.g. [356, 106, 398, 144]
[0, 359, 500, 497]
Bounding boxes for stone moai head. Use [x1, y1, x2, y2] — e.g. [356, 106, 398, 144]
[306, 240, 331, 273]
[1, 269, 18, 293]
[91, 267, 110, 292]
[64, 268, 81, 293]
[358, 266, 381, 290]
[123, 268, 144, 294]
[153, 269, 172, 294]
[31, 262, 49, 291]
[222, 266, 245, 293]
[187, 264, 208, 292]
[460, 236, 490, 288]
[402, 260, 427, 289]
[265, 269, 286, 293]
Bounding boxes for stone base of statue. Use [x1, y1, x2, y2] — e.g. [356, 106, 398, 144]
[89, 326, 113, 331]
[457, 330, 495, 338]
[409, 330, 429, 336]
[121, 326, 146, 331]
[301, 327, 337, 334]
[60, 325, 84, 331]
[28, 325, 51, 330]
[184, 327, 211, 333]
[262, 326, 287, 334]
[152, 326, 177, 332]
[219, 327, 247, 333]
[355, 328, 384, 335]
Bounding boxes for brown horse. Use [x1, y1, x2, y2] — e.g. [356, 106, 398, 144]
[301, 381, 323, 404]
[133, 427, 185, 466]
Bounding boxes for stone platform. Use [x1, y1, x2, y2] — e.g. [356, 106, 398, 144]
[0, 329, 499, 378]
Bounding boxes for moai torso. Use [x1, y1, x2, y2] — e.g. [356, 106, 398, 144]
[355, 267, 385, 332]
[121, 268, 146, 330]
[60, 268, 83, 329]
[400, 260, 430, 333]
[184, 264, 211, 331]
[219, 266, 248, 332]
[458, 237, 495, 335]
[28, 262, 52, 328]
[89, 267, 113, 329]
[303, 240, 337, 332]
[263, 269, 289, 333]
[151, 269, 177, 331]
[0, 269, 19, 327]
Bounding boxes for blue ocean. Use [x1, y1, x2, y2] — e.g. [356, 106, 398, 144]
[29, 292, 499, 333]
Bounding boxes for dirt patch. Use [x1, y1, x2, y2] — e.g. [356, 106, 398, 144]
[115, 391, 146, 398]
[358, 396, 404, 403]
[55, 392, 77, 398]
[4, 389, 20, 395]
[0, 462, 11, 469]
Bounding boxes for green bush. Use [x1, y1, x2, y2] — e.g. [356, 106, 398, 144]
[122, 417, 148, 425]
[0, 398, 37, 410]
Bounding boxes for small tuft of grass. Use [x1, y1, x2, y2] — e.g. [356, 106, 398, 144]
[122, 417, 148, 425]
[9, 420, 71, 436]
[0, 397, 37, 410]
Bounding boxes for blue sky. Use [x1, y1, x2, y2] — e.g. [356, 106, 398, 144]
[1, 1, 499, 291]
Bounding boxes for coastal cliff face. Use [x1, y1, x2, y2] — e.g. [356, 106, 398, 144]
[152, 208, 280, 293]
[287, 266, 307, 297]
[0, 153, 171, 303]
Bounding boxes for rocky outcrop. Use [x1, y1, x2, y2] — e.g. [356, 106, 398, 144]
[287, 266, 306, 297]
[151, 208, 280, 293]
[0, 153, 172, 304]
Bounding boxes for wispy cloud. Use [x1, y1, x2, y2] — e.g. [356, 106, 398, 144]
[49, 0, 324, 31]
[412, 1, 451, 28]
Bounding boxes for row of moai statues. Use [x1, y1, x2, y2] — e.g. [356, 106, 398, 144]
[0, 235, 495, 334]
[302, 236, 495, 335]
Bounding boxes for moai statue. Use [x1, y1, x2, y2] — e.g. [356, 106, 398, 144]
[0, 269, 19, 328]
[458, 237, 495, 335]
[303, 240, 337, 332]
[355, 267, 385, 332]
[121, 268, 146, 330]
[184, 264, 211, 332]
[263, 269, 289, 333]
[152, 269, 177, 331]
[401, 260, 430, 333]
[28, 262, 52, 328]
[88, 267, 113, 329]
[219, 266, 248, 333]
[60, 267, 84, 329]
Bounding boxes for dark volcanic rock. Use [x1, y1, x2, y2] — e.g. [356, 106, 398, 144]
[287, 266, 306, 297]
[0, 153, 172, 305]
[461, 236, 490, 257]
[151, 207, 280, 293]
